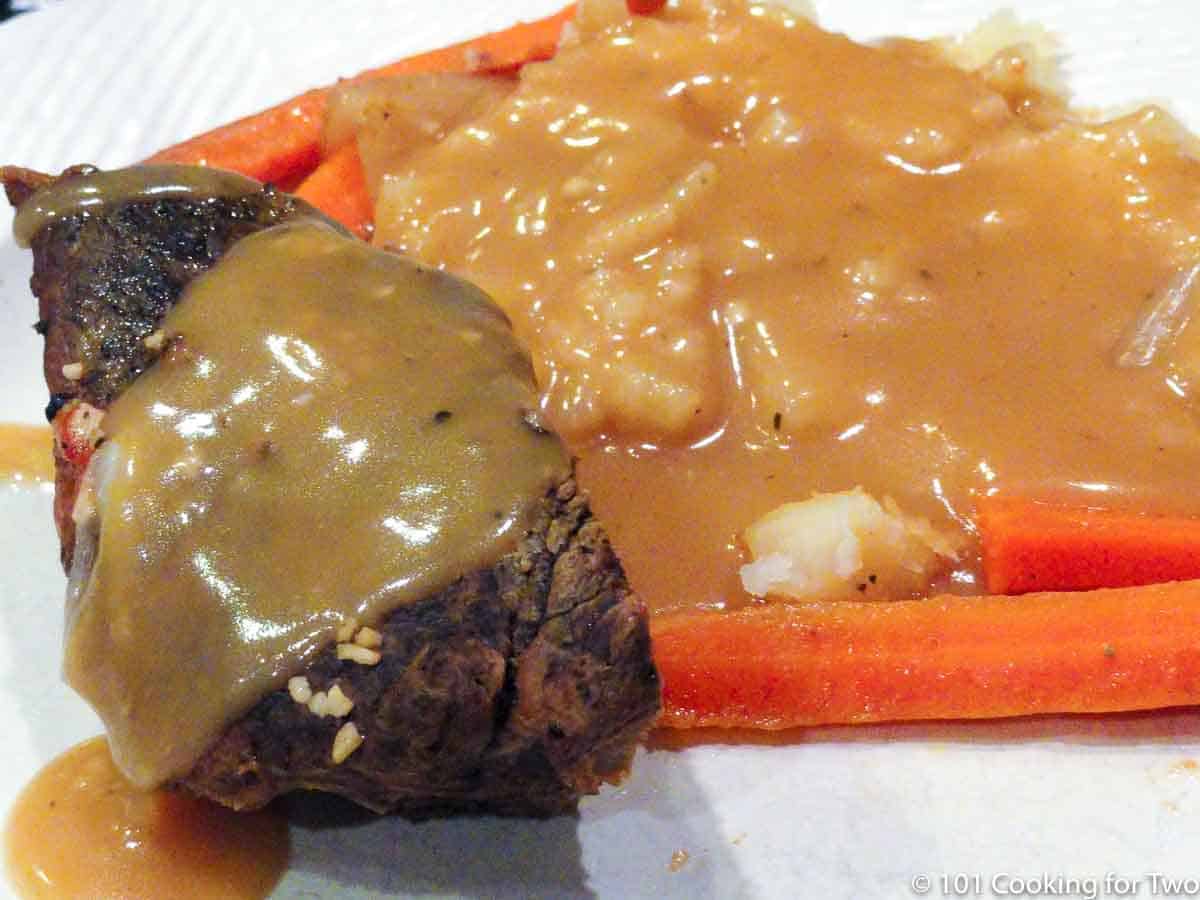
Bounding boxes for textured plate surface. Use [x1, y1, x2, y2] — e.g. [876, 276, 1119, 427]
[1, 2, 1199, 898]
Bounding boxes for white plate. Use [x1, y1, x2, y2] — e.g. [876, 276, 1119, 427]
[2, 2, 1199, 898]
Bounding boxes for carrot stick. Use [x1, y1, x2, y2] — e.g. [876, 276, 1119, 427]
[294, 142, 373, 239]
[652, 583, 1200, 729]
[145, 86, 327, 187]
[144, 5, 576, 185]
[978, 495, 1200, 594]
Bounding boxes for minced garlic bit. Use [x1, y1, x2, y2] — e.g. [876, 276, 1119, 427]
[331, 722, 363, 764]
[337, 642, 381, 666]
[324, 683, 354, 717]
[739, 487, 959, 602]
[335, 618, 359, 643]
[353, 626, 382, 649]
[287, 675, 313, 704]
[142, 329, 166, 351]
[61, 362, 83, 381]
[305, 687, 350, 718]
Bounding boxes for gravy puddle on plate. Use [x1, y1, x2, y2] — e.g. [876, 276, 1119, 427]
[0, 425, 51, 485]
[4, 737, 289, 900]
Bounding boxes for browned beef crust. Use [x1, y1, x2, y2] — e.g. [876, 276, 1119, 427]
[188, 477, 658, 816]
[5, 165, 660, 816]
[4, 164, 317, 568]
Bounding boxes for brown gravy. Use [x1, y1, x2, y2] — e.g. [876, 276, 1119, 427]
[372, 0, 1200, 612]
[4, 737, 288, 900]
[11, 165, 263, 248]
[0, 425, 52, 485]
[67, 222, 568, 787]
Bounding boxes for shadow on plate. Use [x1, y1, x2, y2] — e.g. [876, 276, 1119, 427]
[278, 743, 744, 899]
[282, 793, 593, 899]
[283, 796, 597, 900]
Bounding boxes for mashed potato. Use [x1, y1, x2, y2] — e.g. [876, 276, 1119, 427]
[360, 0, 1200, 612]
[739, 488, 959, 601]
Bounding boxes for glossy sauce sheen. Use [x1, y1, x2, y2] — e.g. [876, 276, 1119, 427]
[11, 164, 263, 247]
[68, 223, 568, 786]
[373, 0, 1200, 611]
[4, 737, 288, 899]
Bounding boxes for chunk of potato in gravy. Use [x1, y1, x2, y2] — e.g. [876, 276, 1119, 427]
[373, 0, 1200, 612]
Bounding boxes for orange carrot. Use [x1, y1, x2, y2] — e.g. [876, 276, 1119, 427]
[652, 583, 1200, 729]
[145, 5, 576, 185]
[978, 495, 1200, 594]
[294, 142, 373, 239]
[146, 86, 327, 187]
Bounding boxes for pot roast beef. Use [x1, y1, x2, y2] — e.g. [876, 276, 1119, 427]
[3, 164, 660, 816]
